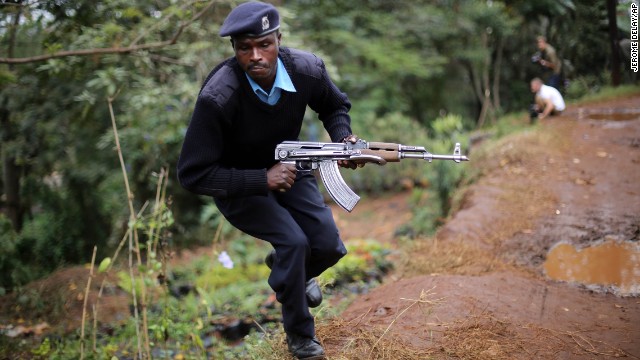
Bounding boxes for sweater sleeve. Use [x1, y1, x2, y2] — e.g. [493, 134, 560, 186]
[176, 93, 268, 198]
[308, 58, 353, 142]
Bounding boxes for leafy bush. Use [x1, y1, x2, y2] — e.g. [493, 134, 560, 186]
[337, 111, 434, 194]
[0, 215, 19, 293]
[0, 182, 108, 290]
[405, 114, 469, 236]
[319, 238, 393, 287]
[564, 74, 605, 100]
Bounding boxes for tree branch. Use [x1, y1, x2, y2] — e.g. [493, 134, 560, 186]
[0, 0, 217, 65]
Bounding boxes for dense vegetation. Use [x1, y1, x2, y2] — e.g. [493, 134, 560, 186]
[1, 1, 638, 358]
[0, 0, 636, 293]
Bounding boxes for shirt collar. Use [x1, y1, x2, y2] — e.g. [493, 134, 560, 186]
[245, 58, 296, 96]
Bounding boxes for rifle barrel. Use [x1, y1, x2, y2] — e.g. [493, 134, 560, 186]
[400, 152, 469, 162]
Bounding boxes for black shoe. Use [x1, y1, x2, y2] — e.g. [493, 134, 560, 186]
[286, 333, 326, 360]
[265, 250, 323, 308]
[305, 279, 322, 308]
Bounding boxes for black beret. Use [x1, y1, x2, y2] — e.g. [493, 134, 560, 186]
[219, 1, 280, 38]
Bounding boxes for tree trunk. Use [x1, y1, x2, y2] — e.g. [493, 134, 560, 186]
[462, 61, 484, 124]
[0, 103, 23, 231]
[477, 89, 492, 128]
[606, 0, 621, 86]
[477, 32, 496, 127]
[492, 36, 504, 112]
[1, 7, 24, 231]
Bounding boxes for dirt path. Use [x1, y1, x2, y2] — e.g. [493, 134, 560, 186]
[328, 94, 640, 359]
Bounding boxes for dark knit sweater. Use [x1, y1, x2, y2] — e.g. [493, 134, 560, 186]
[177, 47, 353, 198]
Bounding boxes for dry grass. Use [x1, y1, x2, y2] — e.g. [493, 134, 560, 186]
[480, 181, 557, 246]
[520, 325, 637, 359]
[247, 288, 446, 359]
[400, 176, 555, 278]
[318, 288, 444, 359]
[469, 128, 564, 229]
[400, 237, 506, 277]
[438, 312, 529, 360]
[320, 290, 635, 360]
[401, 125, 563, 278]
[318, 320, 430, 359]
[435, 311, 636, 360]
[251, 317, 434, 360]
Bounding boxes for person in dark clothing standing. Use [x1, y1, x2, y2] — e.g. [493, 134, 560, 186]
[533, 35, 563, 90]
[177, 2, 359, 359]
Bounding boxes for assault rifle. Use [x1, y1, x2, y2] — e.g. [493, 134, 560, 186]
[275, 139, 469, 212]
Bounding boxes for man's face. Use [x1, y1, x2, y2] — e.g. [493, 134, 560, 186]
[537, 38, 546, 51]
[530, 81, 541, 93]
[233, 32, 281, 87]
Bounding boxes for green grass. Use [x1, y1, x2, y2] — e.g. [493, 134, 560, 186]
[0, 235, 394, 360]
[570, 84, 640, 104]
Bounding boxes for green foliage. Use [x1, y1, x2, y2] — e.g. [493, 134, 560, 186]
[403, 188, 443, 236]
[0, 183, 100, 289]
[339, 111, 434, 194]
[565, 76, 640, 103]
[0, 0, 236, 290]
[565, 74, 608, 100]
[288, 0, 449, 121]
[195, 263, 270, 290]
[494, 108, 527, 130]
[573, 84, 640, 103]
[0, 68, 17, 86]
[319, 238, 393, 286]
[320, 255, 367, 286]
[98, 257, 112, 273]
[206, 279, 272, 316]
[0, 215, 18, 293]
[404, 114, 469, 236]
[31, 337, 52, 359]
[4, 235, 393, 359]
[116, 270, 143, 298]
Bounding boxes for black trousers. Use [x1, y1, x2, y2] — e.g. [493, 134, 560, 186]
[214, 173, 347, 338]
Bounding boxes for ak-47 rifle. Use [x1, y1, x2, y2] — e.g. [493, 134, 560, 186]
[275, 139, 469, 212]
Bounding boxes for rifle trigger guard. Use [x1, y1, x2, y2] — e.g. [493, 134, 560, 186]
[349, 154, 387, 166]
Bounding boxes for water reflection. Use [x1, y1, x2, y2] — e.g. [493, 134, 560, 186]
[587, 112, 640, 121]
[544, 240, 640, 296]
[577, 108, 640, 122]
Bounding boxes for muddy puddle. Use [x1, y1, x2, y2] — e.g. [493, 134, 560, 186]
[544, 239, 640, 296]
[578, 108, 640, 121]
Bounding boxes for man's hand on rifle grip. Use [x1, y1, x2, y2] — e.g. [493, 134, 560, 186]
[339, 134, 364, 169]
[268, 162, 297, 192]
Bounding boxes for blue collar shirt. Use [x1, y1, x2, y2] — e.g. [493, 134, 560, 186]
[245, 57, 296, 105]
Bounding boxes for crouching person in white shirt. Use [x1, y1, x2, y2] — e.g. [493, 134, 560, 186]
[529, 77, 566, 123]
